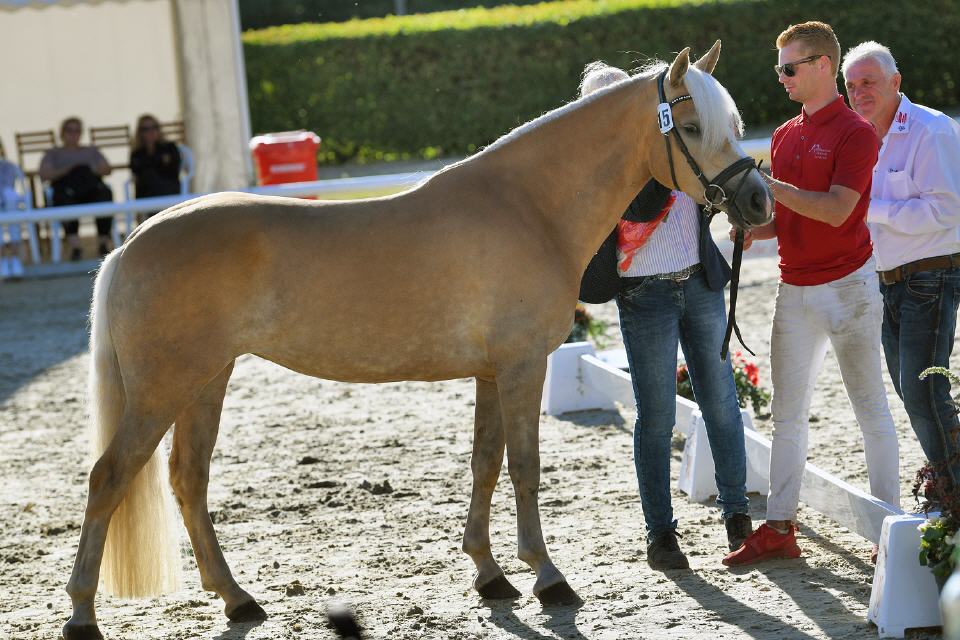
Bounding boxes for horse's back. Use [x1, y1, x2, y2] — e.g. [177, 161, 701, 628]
[105, 180, 575, 384]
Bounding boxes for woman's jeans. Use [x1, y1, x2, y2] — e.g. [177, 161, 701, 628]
[767, 258, 900, 520]
[617, 270, 748, 539]
[881, 267, 960, 483]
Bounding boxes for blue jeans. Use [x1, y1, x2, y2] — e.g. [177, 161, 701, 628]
[617, 270, 749, 539]
[881, 267, 960, 482]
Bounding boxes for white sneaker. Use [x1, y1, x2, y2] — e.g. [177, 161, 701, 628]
[10, 257, 24, 278]
[0, 257, 10, 280]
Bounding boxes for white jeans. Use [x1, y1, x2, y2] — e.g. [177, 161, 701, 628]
[767, 257, 900, 520]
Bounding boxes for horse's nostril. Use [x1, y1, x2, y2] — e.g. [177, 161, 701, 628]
[750, 191, 766, 218]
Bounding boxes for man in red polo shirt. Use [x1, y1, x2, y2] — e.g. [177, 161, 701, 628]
[724, 21, 900, 566]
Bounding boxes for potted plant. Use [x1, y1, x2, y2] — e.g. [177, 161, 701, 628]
[914, 366, 960, 590]
[566, 303, 607, 344]
[914, 464, 960, 590]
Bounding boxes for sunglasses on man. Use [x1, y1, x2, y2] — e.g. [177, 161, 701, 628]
[774, 54, 830, 77]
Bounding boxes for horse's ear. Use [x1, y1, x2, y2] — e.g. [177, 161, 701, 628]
[693, 40, 721, 75]
[668, 47, 691, 87]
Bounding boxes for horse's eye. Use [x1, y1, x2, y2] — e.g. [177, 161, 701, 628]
[683, 123, 700, 135]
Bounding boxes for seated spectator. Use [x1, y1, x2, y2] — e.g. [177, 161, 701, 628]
[130, 114, 181, 215]
[38, 117, 114, 260]
[0, 158, 26, 279]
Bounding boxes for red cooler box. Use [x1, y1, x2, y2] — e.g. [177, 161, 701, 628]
[249, 131, 321, 185]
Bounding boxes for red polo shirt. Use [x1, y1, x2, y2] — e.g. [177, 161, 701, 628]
[771, 95, 879, 286]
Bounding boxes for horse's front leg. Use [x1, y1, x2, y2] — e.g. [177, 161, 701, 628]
[496, 356, 581, 606]
[463, 376, 521, 599]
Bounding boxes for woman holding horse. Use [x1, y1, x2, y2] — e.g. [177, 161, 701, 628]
[580, 64, 753, 571]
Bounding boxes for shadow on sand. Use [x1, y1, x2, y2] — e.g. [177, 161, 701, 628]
[483, 598, 587, 640]
[0, 273, 93, 405]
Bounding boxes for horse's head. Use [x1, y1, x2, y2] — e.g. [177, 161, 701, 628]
[647, 41, 773, 229]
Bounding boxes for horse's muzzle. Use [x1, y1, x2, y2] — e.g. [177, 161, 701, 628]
[729, 171, 773, 229]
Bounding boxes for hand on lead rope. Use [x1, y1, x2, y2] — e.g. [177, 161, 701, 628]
[729, 225, 754, 251]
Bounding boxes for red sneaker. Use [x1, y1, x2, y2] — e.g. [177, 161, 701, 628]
[722, 523, 801, 566]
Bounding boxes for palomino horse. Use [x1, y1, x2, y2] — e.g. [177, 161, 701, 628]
[63, 40, 771, 639]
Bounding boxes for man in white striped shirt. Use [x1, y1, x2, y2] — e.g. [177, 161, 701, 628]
[580, 63, 752, 571]
[843, 42, 960, 487]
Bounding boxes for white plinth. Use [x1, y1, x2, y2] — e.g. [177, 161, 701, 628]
[677, 408, 769, 502]
[541, 342, 617, 415]
[868, 514, 942, 637]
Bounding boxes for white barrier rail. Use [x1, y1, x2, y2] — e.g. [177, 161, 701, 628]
[0, 172, 429, 227]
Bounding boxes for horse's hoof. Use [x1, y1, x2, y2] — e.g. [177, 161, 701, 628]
[226, 599, 268, 622]
[535, 581, 582, 607]
[61, 623, 104, 640]
[476, 574, 521, 599]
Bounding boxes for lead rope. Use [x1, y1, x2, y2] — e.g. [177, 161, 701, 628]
[721, 228, 754, 360]
[656, 69, 758, 360]
[719, 161, 763, 360]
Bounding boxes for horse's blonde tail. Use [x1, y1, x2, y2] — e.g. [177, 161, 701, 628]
[89, 249, 182, 598]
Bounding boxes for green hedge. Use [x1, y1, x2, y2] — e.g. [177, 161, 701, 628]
[238, 0, 548, 29]
[243, 0, 960, 164]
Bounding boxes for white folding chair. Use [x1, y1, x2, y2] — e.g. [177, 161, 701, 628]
[43, 184, 63, 263]
[178, 143, 195, 194]
[2, 164, 41, 265]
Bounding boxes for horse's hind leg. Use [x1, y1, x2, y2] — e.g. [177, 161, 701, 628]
[169, 362, 266, 623]
[462, 377, 521, 599]
[64, 412, 177, 640]
[497, 356, 581, 606]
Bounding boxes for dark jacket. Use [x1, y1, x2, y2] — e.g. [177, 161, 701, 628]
[697, 206, 732, 292]
[130, 141, 182, 198]
[578, 180, 730, 302]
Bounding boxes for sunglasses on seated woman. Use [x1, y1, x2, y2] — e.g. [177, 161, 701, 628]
[774, 54, 830, 77]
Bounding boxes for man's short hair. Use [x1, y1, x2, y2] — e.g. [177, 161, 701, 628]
[776, 21, 841, 77]
[841, 41, 899, 79]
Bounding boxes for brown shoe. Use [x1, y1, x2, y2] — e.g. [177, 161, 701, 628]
[647, 531, 690, 570]
[725, 513, 753, 552]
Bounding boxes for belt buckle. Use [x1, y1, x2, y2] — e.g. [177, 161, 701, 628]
[673, 265, 697, 282]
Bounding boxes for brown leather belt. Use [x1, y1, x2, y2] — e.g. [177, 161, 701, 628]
[878, 252, 960, 285]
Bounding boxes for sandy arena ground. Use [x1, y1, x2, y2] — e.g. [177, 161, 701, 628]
[0, 248, 948, 639]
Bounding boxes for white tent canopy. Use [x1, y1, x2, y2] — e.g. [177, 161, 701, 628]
[0, 0, 252, 192]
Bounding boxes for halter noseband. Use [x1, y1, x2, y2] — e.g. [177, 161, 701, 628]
[656, 68, 760, 360]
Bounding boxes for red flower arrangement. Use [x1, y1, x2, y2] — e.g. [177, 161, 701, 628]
[676, 351, 771, 416]
[566, 304, 608, 344]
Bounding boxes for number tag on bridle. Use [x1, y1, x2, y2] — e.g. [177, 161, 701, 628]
[657, 103, 674, 134]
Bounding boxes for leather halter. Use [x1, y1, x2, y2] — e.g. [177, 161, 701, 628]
[656, 69, 759, 218]
[655, 68, 759, 360]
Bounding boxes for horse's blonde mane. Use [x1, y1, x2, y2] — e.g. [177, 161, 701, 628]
[480, 71, 638, 155]
[639, 60, 744, 152]
[467, 56, 742, 162]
